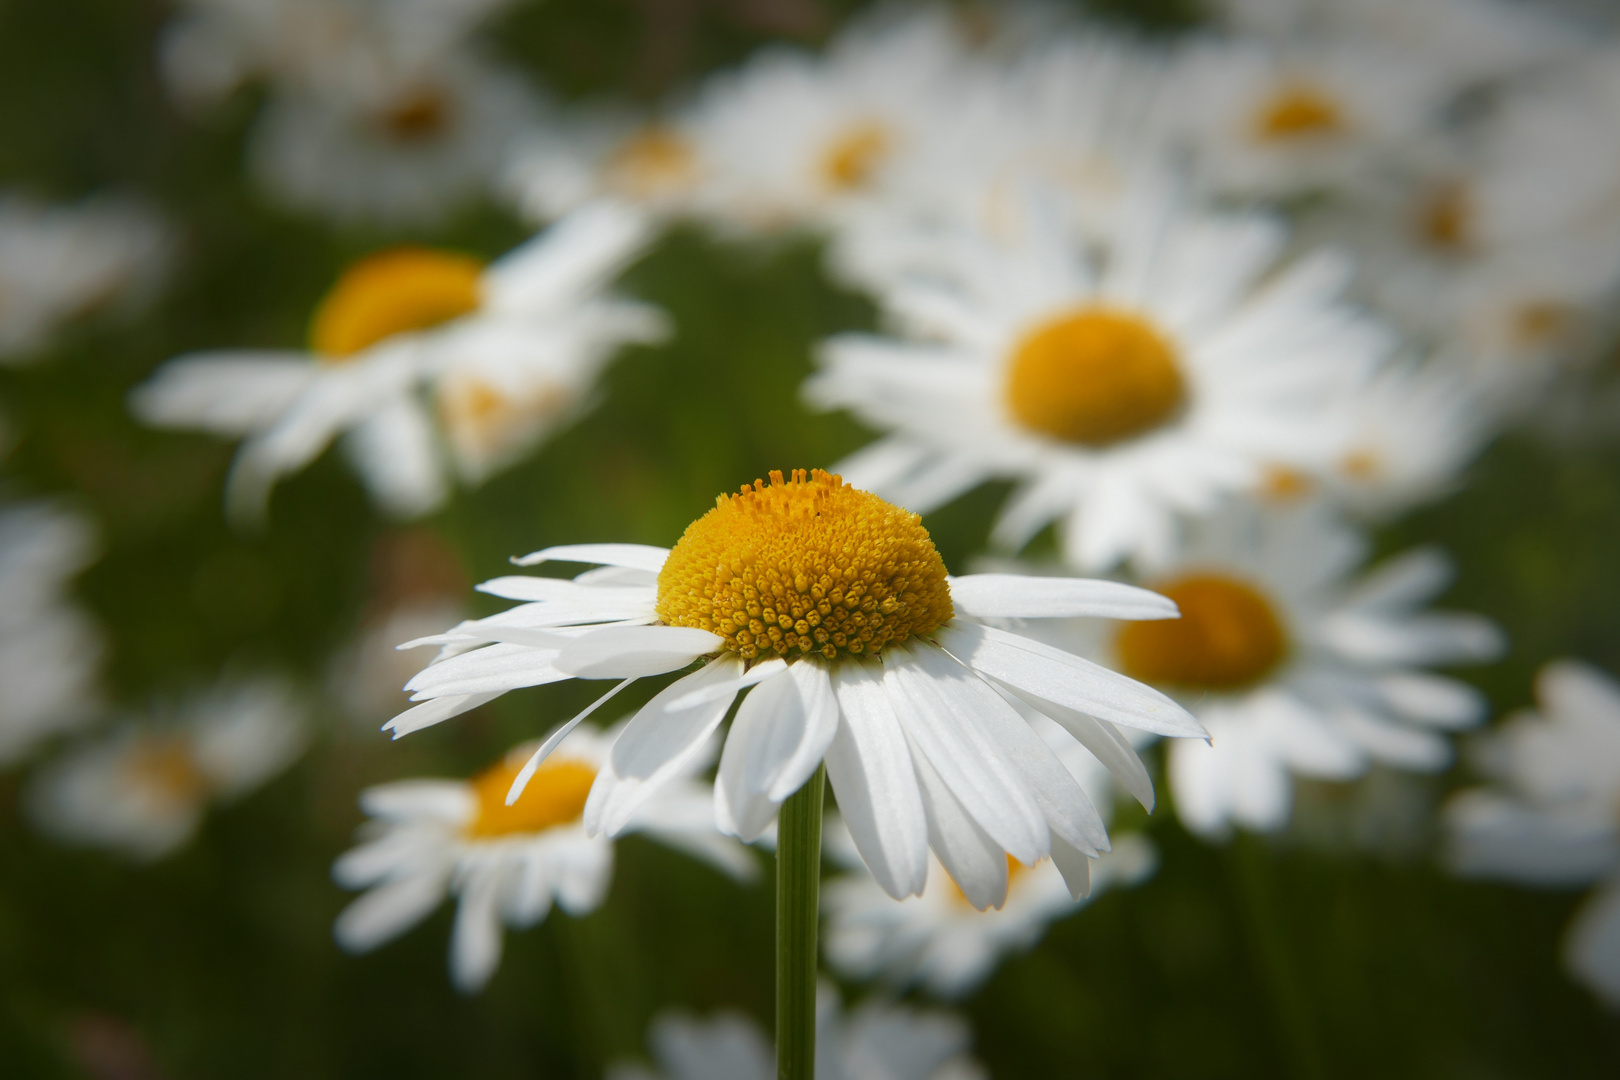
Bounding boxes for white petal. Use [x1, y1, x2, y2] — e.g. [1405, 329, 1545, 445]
[585, 656, 745, 837]
[1049, 835, 1094, 900]
[909, 743, 1011, 911]
[1377, 673, 1487, 729]
[715, 662, 839, 842]
[997, 683, 1156, 811]
[825, 660, 928, 900]
[403, 643, 568, 699]
[506, 678, 637, 804]
[882, 645, 1049, 863]
[511, 543, 669, 573]
[553, 625, 721, 679]
[450, 873, 505, 993]
[901, 643, 1110, 856]
[1566, 881, 1620, 1008]
[670, 657, 787, 709]
[333, 869, 451, 953]
[937, 621, 1205, 738]
[947, 575, 1180, 621]
[383, 692, 500, 739]
[356, 781, 474, 824]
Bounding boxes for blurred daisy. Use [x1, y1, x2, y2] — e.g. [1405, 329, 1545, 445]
[0, 501, 102, 764]
[1046, 503, 1502, 837]
[823, 713, 1156, 998]
[1215, 0, 1578, 87]
[163, 0, 529, 224]
[131, 201, 665, 523]
[248, 49, 540, 226]
[1166, 37, 1446, 197]
[676, 8, 978, 232]
[1445, 661, 1620, 1008]
[391, 469, 1203, 910]
[0, 194, 171, 362]
[831, 33, 1175, 288]
[608, 986, 986, 1080]
[809, 180, 1388, 571]
[27, 676, 306, 861]
[332, 725, 753, 993]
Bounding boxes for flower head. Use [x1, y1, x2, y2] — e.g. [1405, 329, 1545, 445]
[391, 470, 1203, 909]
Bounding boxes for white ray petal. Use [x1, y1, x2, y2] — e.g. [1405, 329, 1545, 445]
[505, 678, 637, 805]
[511, 543, 669, 573]
[553, 625, 722, 679]
[825, 660, 928, 900]
[383, 692, 502, 739]
[948, 575, 1180, 621]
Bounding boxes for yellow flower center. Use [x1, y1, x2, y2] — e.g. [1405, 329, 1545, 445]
[466, 755, 598, 839]
[656, 469, 953, 661]
[1260, 465, 1314, 502]
[607, 127, 699, 199]
[821, 122, 892, 192]
[1004, 308, 1187, 446]
[126, 739, 209, 804]
[944, 854, 1028, 911]
[309, 248, 484, 360]
[1253, 84, 1346, 142]
[1116, 573, 1288, 691]
[379, 87, 452, 141]
[1511, 302, 1572, 349]
[1415, 181, 1473, 253]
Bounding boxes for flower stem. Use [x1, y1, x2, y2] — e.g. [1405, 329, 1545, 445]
[776, 762, 825, 1080]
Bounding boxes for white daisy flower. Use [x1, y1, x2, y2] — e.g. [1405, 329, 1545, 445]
[0, 194, 171, 363]
[675, 7, 980, 233]
[0, 501, 103, 764]
[248, 48, 540, 226]
[1037, 503, 1502, 838]
[332, 725, 754, 993]
[27, 676, 306, 861]
[131, 201, 666, 523]
[823, 709, 1156, 998]
[1165, 35, 1449, 198]
[608, 986, 986, 1080]
[808, 180, 1389, 571]
[1445, 661, 1620, 1008]
[1214, 0, 1580, 87]
[830, 32, 1176, 290]
[390, 469, 1204, 910]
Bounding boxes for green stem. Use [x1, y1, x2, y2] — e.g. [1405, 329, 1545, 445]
[776, 763, 825, 1080]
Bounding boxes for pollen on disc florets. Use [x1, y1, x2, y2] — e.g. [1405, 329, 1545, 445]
[656, 469, 954, 661]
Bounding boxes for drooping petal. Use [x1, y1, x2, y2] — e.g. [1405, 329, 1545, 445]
[334, 868, 452, 953]
[825, 660, 928, 900]
[907, 740, 1010, 911]
[997, 683, 1156, 812]
[585, 656, 745, 837]
[403, 643, 568, 700]
[714, 661, 839, 842]
[383, 692, 502, 739]
[449, 872, 505, 993]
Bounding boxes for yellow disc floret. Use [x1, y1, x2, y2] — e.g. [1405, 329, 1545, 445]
[656, 469, 953, 661]
[466, 755, 598, 839]
[1253, 84, 1346, 141]
[1116, 573, 1288, 691]
[309, 248, 484, 360]
[1005, 307, 1187, 446]
[822, 122, 893, 192]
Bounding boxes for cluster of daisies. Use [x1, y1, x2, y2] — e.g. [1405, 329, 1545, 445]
[3, 0, 1620, 1071]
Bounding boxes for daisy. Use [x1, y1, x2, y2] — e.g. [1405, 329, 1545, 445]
[27, 676, 306, 861]
[822, 708, 1156, 998]
[608, 986, 986, 1080]
[247, 48, 540, 226]
[390, 469, 1204, 908]
[332, 725, 754, 993]
[674, 7, 980, 233]
[829, 32, 1177, 290]
[0, 193, 171, 363]
[131, 200, 665, 523]
[1445, 661, 1620, 1008]
[1035, 502, 1502, 837]
[1164, 35, 1449, 198]
[808, 179, 1389, 571]
[0, 501, 103, 764]
[163, 0, 530, 224]
[1214, 0, 1579, 87]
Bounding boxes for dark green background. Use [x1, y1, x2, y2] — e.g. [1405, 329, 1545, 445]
[1, 0, 1618, 1075]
